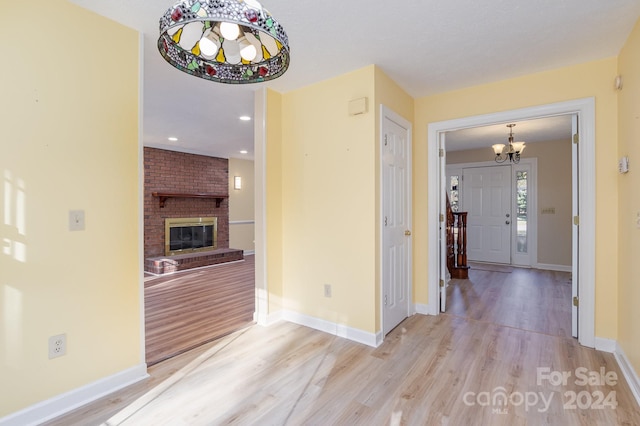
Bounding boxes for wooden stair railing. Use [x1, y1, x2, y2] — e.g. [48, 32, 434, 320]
[446, 194, 470, 279]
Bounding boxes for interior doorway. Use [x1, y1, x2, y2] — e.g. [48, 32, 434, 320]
[427, 98, 596, 348]
[441, 118, 570, 338]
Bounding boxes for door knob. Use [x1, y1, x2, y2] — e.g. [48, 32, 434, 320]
[506, 213, 510, 218]
[505, 221, 511, 225]
[405, 230, 412, 236]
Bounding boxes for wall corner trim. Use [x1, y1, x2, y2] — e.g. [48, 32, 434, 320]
[0, 364, 148, 426]
[260, 310, 284, 327]
[614, 342, 640, 408]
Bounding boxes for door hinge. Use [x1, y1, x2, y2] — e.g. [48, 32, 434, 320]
[384, 135, 388, 146]
[384, 295, 388, 306]
[573, 216, 580, 226]
[439, 279, 445, 288]
[573, 134, 579, 144]
[439, 148, 444, 158]
[440, 214, 445, 223]
[573, 296, 579, 307]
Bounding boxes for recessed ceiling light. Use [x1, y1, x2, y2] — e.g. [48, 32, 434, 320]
[240, 150, 248, 154]
[239, 116, 251, 121]
[168, 137, 178, 142]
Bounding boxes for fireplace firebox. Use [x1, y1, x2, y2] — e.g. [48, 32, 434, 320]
[165, 217, 218, 256]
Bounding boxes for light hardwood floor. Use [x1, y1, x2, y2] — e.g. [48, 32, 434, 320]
[446, 263, 573, 338]
[45, 267, 640, 425]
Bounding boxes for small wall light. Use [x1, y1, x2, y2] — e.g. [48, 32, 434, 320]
[234, 176, 242, 190]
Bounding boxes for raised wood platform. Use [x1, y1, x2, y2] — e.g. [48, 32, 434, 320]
[144, 255, 255, 366]
[145, 248, 244, 275]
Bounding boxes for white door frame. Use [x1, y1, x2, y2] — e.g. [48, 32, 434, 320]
[380, 105, 413, 336]
[427, 98, 596, 348]
[254, 88, 270, 326]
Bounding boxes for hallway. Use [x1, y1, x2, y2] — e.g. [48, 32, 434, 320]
[445, 263, 572, 338]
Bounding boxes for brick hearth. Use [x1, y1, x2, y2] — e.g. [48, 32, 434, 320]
[145, 248, 244, 275]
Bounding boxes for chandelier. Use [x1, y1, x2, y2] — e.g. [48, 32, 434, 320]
[158, 0, 290, 84]
[492, 124, 526, 164]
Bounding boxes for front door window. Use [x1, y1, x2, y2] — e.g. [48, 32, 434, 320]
[516, 170, 528, 254]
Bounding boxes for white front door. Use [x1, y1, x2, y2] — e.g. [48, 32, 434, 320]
[464, 165, 512, 264]
[382, 109, 411, 335]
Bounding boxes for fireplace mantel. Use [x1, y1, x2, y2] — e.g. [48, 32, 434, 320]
[152, 192, 228, 208]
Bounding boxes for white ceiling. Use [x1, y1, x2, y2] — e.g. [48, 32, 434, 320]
[69, 0, 640, 159]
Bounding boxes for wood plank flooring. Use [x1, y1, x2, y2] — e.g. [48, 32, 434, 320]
[47, 315, 640, 425]
[144, 255, 255, 366]
[45, 265, 640, 425]
[447, 263, 572, 338]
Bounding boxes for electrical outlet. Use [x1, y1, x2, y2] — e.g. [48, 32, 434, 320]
[48, 334, 67, 359]
[324, 284, 332, 298]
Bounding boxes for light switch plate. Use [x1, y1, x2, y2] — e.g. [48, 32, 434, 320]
[69, 210, 85, 231]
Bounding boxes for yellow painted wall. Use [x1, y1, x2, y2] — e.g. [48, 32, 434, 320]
[267, 66, 412, 333]
[617, 19, 640, 376]
[414, 58, 620, 339]
[0, 0, 140, 416]
[447, 139, 573, 267]
[266, 89, 284, 314]
[279, 67, 377, 332]
[374, 68, 415, 124]
[229, 158, 255, 253]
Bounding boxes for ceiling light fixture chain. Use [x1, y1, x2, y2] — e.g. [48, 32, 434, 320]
[158, 0, 290, 84]
[492, 123, 526, 164]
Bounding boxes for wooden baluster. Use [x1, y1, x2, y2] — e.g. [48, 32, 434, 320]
[456, 214, 463, 268]
[459, 212, 468, 268]
[446, 194, 455, 275]
[450, 212, 469, 279]
[447, 222, 456, 272]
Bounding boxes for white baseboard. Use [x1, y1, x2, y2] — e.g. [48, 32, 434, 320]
[263, 310, 284, 327]
[595, 337, 617, 353]
[243, 250, 255, 256]
[414, 303, 431, 316]
[614, 343, 640, 408]
[416, 303, 440, 316]
[0, 364, 148, 426]
[534, 263, 572, 273]
[279, 310, 381, 348]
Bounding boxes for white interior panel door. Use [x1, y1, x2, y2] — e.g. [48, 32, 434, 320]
[382, 112, 411, 335]
[463, 166, 512, 264]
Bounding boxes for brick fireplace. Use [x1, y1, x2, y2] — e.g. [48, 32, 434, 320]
[144, 147, 243, 274]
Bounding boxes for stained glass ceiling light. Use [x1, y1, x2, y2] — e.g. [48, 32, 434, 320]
[158, 0, 290, 84]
